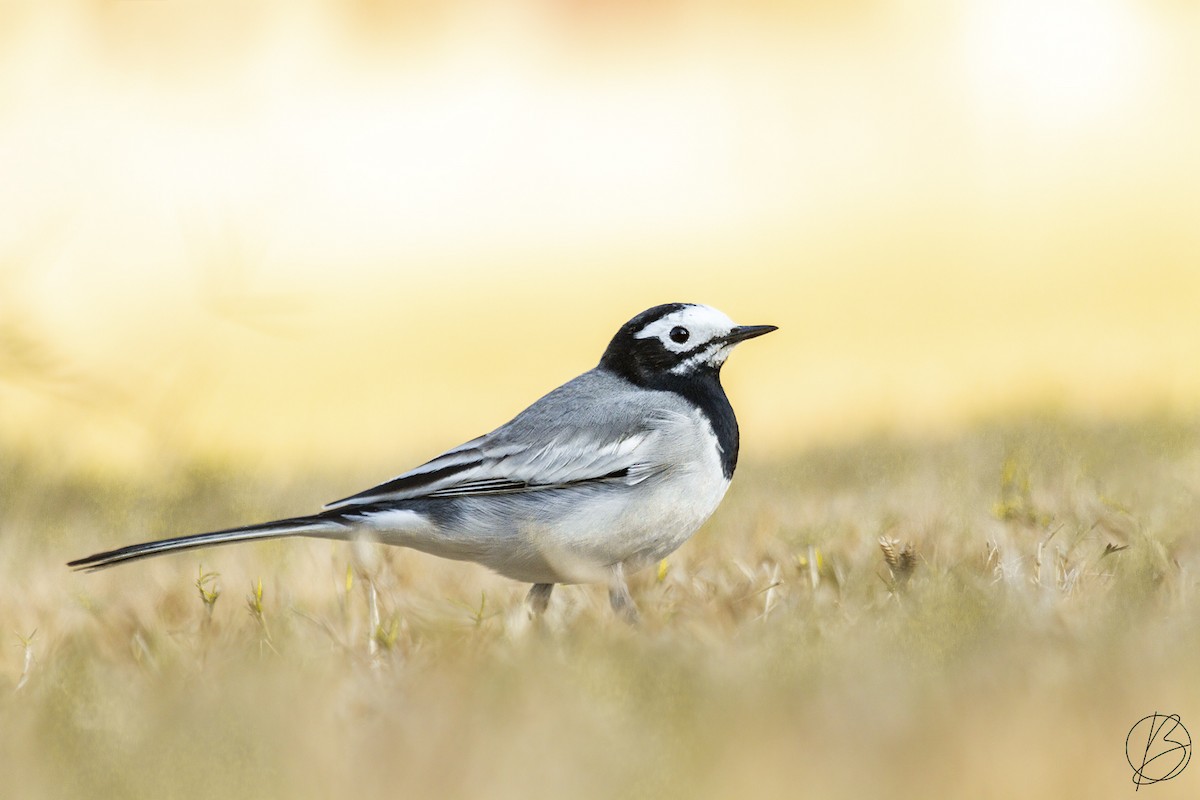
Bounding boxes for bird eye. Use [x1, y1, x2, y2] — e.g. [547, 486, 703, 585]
[669, 326, 690, 344]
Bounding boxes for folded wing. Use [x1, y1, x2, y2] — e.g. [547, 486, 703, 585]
[324, 368, 683, 510]
[324, 428, 663, 508]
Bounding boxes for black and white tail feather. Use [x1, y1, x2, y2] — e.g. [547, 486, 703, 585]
[67, 515, 349, 571]
[68, 303, 776, 619]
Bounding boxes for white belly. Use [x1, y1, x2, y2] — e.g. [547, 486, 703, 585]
[511, 413, 732, 583]
[507, 481, 726, 585]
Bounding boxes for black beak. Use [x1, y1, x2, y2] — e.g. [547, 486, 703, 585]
[723, 324, 778, 344]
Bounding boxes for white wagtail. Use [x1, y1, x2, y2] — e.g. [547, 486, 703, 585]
[69, 303, 776, 620]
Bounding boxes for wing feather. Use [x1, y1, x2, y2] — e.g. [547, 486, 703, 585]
[325, 429, 661, 508]
[323, 368, 680, 510]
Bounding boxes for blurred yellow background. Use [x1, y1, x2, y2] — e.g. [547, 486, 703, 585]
[2, 0, 1198, 474]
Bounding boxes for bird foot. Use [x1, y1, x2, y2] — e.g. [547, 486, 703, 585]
[607, 564, 640, 624]
[526, 582, 554, 619]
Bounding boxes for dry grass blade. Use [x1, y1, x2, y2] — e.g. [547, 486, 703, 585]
[13, 630, 36, 693]
[879, 536, 918, 589]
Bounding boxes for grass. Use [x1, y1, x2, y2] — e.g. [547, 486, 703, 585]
[3, 412, 1200, 799]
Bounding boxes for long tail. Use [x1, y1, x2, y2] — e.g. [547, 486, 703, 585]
[67, 512, 353, 571]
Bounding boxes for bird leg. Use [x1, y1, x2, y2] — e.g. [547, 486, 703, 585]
[526, 583, 554, 617]
[607, 563, 640, 624]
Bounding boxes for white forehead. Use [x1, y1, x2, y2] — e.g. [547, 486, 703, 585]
[634, 304, 736, 345]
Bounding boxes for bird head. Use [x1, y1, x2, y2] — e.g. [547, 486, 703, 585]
[600, 303, 776, 385]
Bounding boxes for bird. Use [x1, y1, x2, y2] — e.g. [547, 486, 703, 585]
[69, 303, 776, 621]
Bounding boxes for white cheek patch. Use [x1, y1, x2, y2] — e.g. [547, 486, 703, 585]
[669, 343, 734, 374]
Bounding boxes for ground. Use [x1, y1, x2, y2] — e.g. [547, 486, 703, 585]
[3, 412, 1199, 799]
